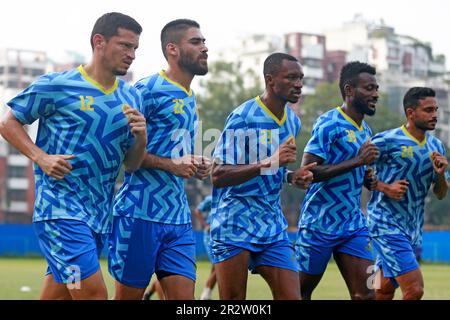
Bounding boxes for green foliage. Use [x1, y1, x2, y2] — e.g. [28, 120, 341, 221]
[197, 60, 263, 131]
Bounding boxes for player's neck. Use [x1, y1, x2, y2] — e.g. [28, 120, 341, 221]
[405, 123, 426, 142]
[164, 66, 194, 92]
[260, 93, 285, 120]
[341, 102, 363, 126]
[83, 62, 116, 90]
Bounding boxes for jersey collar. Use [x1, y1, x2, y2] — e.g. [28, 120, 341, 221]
[159, 70, 193, 96]
[401, 125, 427, 147]
[256, 96, 286, 126]
[337, 106, 363, 132]
[77, 65, 118, 95]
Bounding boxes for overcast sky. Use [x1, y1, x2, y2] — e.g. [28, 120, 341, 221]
[2, 0, 450, 81]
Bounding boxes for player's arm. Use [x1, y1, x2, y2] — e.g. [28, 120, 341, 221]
[0, 110, 74, 180]
[123, 108, 148, 173]
[431, 151, 449, 200]
[212, 140, 296, 188]
[302, 140, 379, 182]
[141, 153, 197, 179]
[374, 179, 409, 201]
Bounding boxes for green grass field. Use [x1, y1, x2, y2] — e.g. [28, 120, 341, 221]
[0, 258, 449, 300]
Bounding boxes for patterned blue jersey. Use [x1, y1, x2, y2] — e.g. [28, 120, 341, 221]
[367, 125, 449, 245]
[210, 96, 301, 244]
[299, 106, 372, 234]
[7, 65, 141, 233]
[113, 71, 198, 224]
[197, 195, 212, 224]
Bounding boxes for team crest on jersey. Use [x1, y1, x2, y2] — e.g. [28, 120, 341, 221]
[401, 146, 414, 158]
[345, 129, 357, 143]
[173, 99, 186, 114]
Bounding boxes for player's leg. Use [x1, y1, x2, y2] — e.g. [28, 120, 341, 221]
[372, 234, 422, 300]
[200, 265, 217, 300]
[34, 219, 108, 300]
[374, 268, 396, 300]
[395, 269, 424, 300]
[200, 230, 216, 300]
[155, 223, 197, 300]
[333, 228, 375, 300]
[69, 269, 108, 300]
[214, 250, 250, 300]
[253, 238, 300, 300]
[108, 216, 157, 300]
[143, 279, 165, 300]
[39, 274, 72, 300]
[296, 228, 333, 300]
[158, 273, 195, 299]
[334, 252, 375, 300]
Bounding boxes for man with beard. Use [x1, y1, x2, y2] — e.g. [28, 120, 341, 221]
[210, 53, 315, 299]
[367, 87, 448, 300]
[0, 12, 146, 299]
[296, 61, 379, 300]
[108, 19, 210, 300]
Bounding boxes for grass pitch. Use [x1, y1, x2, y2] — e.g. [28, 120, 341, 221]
[0, 257, 449, 300]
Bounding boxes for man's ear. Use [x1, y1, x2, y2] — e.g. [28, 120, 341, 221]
[165, 43, 178, 58]
[344, 84, 354, 98]
[92, 34, 106, 50]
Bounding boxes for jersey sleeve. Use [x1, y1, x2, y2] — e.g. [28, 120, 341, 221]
[303, 116, 334, 161]
[371, 132, 388, 163]
[7, 74, 56, 125]
[213, 112, 248, 165]
[134, 80, 157, 120]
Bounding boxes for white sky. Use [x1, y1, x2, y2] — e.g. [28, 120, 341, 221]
[2, 0, 450, 81]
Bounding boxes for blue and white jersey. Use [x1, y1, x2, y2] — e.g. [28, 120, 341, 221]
[367, 125, 449, 245]
[299, 106, 372, 235]
[113, 71, 198, 224]
[197, 195, 213, 224]
[8, 65, 141, 233]
[211, 96, 301, 244]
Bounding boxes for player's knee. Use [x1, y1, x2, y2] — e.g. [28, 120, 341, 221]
[403, 285, 423, 300]
[351, 290, 375, 300]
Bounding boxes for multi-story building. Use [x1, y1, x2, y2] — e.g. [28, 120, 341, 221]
[285, 32, 326, 95]
[0, 48, 48, 223]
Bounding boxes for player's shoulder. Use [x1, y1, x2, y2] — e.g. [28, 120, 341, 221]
[372, 127, 401, 142]
[313, 107, 340, 127]
[427, 133, 446, 149]
[231, 97, 258, 119]
[34, 68, 78, 86]
[134, 73, 159, 92]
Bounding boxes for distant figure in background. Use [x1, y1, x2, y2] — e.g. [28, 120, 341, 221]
[367, 87, 449, 300]
[192, 195, 217, 300]
[0, 12, 146, 300]
[142, 279, 165, 300]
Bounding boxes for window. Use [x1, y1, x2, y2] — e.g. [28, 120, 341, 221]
[7, 166, 28, 178]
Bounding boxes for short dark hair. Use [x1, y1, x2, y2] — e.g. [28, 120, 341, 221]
[403, 87, 436, 114]
[339, 61, 376, 99]
[161, 19, 200, 59]
[90, 12, 142, 50]
[263, 53, 298, 77]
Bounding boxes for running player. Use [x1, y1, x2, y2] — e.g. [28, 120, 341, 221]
[211, 53, 315, 300]
[0, 12, 146, 300]
[108, 19, 210, 300]
[367, 87, 449, 300]
[296, 61, 379, 300]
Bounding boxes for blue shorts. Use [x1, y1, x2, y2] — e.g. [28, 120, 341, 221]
[211, 237, 298, 273]
[372, 233, 419, 286]
[34, 219, 106, 284]
[108, 216, 196, 289]
[296, 227, 373, 275]
[203, 230, 214, 263]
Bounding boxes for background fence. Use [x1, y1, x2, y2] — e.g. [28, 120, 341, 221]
[0, 224, 449, 262]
